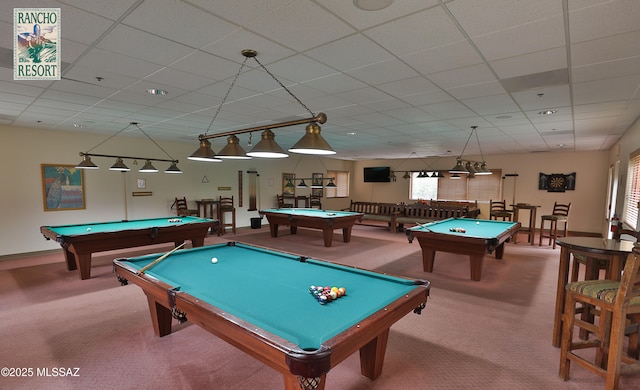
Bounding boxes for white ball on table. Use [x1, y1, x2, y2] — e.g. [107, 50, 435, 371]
[211, 257, 218, 264]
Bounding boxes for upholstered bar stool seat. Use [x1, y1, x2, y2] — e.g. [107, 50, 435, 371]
[560, 258, 640, 389]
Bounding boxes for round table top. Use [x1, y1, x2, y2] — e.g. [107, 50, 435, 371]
[555, 236, 636, 254]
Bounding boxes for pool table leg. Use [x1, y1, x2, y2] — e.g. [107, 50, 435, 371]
[359, 328, 390, 380]
[145, 295, 172, 337]
[187, 238, 204, 247]
[322, 229, 334, 247]
[269, 223, 280, 238]
[421, 248, 436, 273]
[494, 243, 506, 259]
[341, 227, 353, 243]
[469, 255, 484, 281]
[62, 248, 77, 271]
[63, 247, 93, 280]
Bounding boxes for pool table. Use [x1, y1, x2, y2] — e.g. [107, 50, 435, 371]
[259, 208, 364, 247]
[41, 216, 218, 280]
[407, 218, 520, 281]
[113, 242, 430, 390]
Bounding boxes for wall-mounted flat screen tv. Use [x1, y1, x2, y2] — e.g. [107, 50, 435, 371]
[363, 166, 391, 182]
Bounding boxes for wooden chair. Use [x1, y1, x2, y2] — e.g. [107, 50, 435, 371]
[309, 195, 322, 209]
[490, 200, 512, 221]
[559, 246, 640, 388]
[277, 194, 293, 208]
[218, 196, 236, 235]
[175, 197, 198, 217]
[539, 202, 571, 249]
[568, 223, 640, 346]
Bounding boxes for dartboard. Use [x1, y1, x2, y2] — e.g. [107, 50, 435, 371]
[548, 174, 566, 192]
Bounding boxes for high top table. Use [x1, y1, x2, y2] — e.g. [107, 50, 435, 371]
[195, 199, 221, 234]
[510, 203, 540, 245]
[552, 236, 635, 347]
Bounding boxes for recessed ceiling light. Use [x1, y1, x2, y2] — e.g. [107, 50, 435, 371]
[73, 123, 86, 128]
[538, 109, 557, 115]
[353, 0, 394, 11]
[147, 88, 168, 96]
[347, 131, 357, 136]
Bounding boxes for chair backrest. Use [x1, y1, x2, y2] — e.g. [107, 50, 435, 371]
[219, 196, 234, 210]
[551, 202, 571, 217]
[613, 222, 640, 241]
[277, 194, 293, 208]
[613, 246, 640, 312]
[175, 197, 189, 211]
[309, 195, 321, 208]
[490, 200, 507, 212]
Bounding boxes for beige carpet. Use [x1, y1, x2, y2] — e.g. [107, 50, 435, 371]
[2, 224, 639, 389]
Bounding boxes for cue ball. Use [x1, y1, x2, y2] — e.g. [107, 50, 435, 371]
[86, 227, 91, 231]
[211, 257, 218, 264]
[476, 221, 480, 224]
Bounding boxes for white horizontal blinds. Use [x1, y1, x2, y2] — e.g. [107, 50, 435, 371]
[437, 172, 467, 200]
[623, 151, 640, 228]
[468, 170, 502, 201]
[326, 171, 349, 198]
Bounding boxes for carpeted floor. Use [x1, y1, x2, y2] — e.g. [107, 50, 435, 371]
[2, 223, 639, 389]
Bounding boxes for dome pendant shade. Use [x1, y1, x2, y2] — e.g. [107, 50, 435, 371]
[109, 157, 130, 171]
[217, 135, 251, 159]
[76, 154, 99, 169]
[288, 122, 335, 155]
[139, 160, 158, 173]
[246, 130, 288, 158]
[189, 138, 222, 162]
[449, 159, 468, 174]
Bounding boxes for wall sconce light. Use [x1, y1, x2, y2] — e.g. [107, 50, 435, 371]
[76, 122, 182, 173]
[189, 49, 335, 161]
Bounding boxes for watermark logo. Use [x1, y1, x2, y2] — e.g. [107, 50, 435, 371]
[14, 8, 61, 80]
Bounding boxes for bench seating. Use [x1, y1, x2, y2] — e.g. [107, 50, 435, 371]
[346, 201, 405, 233]
[346, 200, 480, 233]
[424, 200, 481, 218]
[396, 204, 471, 231]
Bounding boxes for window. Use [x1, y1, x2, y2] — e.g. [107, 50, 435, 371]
[410, 172, 438, 200]
[409, 170, 502, 201]
[326, 170, 349, 198]
[623, 151, 640, 228]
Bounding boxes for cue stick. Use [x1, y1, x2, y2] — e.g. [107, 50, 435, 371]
[138, 242, 185, 274]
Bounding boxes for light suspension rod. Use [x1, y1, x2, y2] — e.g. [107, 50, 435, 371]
[198, 113, 327, 142]
[79, 152, 177, 164]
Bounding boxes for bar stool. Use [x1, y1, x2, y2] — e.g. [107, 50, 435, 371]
[559, 247, 640, 388]
[218, 196, 236, 235]
[539, 202, 571, 249]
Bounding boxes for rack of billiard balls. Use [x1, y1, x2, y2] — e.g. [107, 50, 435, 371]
[309, 285, 347, 305]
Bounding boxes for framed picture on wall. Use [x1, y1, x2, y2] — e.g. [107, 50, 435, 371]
[282, 173, 295, 196]
[41, 164, 86, 211]
[312, 172, 323, 197]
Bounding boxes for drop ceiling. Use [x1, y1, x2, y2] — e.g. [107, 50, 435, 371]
[1, 0, 639, 160]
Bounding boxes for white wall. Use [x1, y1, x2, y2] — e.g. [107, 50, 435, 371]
[2, 121, 638, 257]
[351, 150, 609, 234]
[0, 124, 352, 256]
